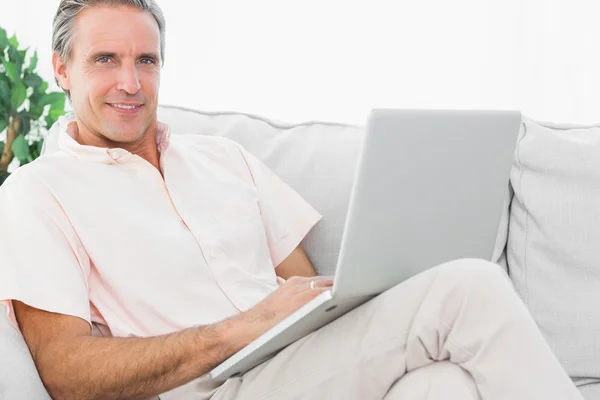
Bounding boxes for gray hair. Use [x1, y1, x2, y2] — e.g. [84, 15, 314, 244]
[52, 0, 166, 96]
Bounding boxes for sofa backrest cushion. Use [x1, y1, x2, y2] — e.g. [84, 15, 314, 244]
[508, 117, 600, 385]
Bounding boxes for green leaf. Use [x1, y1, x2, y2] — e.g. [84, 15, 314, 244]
[10, 80, 26, 111]
[2, 59, 17, 82]
[0, 115, 7, 133]
[44, 90, 67, 122]
[0, 75, 9, 108]
[49, 95, 66, 120]
[40, 92, 65, 108]
[0, 28, 7, 51]
[18, 116, 31, 135]
[51, 95, 66, 110]
[11, 134, 30, 163]
[37, 81, 48, 94]
[15, 111, 35, 119]
[23, 73, 43, 90]
[18, 50, 27, 75]
[8, 35, 18, 49]
[45, 114, 56, 129]
[0, 142, 5, 156]
[29, 81, 49, 109]
[28, 104, 44, 120]
[7, 46, 24, 78]
[36, 138, 44, 154]
[29, 51, 38, 72]
[0, 172, 10, 186]
[50, 106, 65, 120]
[33, 140, 43, 158]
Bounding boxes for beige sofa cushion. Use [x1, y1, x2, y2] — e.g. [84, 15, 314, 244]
[508, 117, 600, 389]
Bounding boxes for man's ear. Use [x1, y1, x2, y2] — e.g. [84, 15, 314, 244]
[52, 52, 71, 92]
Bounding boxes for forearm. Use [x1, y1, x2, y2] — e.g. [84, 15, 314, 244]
[40, 322, 242, 400]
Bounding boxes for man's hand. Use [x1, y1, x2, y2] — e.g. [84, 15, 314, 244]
[13, 276, 332, 400]
[227, 276, 334, 349]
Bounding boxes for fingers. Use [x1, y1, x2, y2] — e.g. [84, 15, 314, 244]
[254, 276, 336, 325]
[309, 276, 333, 289]
[280, 276, 333, 294]
[311, 276, 334, 289]
[308, 279, 333, 290]
[284, 276, 334, 285]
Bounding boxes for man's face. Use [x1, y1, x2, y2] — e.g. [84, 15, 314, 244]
[56, 6, 161, 144]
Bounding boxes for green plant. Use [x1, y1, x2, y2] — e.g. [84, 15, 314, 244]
[0, 26, 67, 184]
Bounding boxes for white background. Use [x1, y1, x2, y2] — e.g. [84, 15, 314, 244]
[1, 0, 598, 125]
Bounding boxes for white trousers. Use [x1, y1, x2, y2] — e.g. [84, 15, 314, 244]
[207, 259, 582, 400]
[387, 361, 479, 399]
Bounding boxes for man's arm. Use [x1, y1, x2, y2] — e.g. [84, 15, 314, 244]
[14, 301, 237, 400]
[275, 244, 317, 279]
[14, 273, 333, 400]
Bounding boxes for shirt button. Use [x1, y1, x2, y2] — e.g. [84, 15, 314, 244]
[209, 247, 225, 259]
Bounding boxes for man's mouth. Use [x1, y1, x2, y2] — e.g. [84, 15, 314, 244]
[107, 103, 144, 114]
[107, 103, 143, 110]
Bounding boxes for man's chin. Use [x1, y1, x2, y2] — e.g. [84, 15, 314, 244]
[102, 124, 148, 144]
[99, 109, 156, 143]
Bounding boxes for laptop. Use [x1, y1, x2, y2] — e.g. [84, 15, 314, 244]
[209, 108, 522, 380]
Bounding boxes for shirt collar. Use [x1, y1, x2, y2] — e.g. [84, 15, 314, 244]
[57, 118, 172, 164]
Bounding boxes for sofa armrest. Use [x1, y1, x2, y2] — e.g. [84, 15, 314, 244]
[0, 304, 52, 399]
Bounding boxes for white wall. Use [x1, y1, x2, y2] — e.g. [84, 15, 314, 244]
[1, 0, 598, 125]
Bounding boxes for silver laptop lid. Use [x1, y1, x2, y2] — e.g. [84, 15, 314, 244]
[332, 109, 522, 298]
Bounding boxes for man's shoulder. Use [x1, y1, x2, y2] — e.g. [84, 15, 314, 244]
[0, 153, 72, 197]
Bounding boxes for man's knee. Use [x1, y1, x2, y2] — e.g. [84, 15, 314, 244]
[376, 258, 515, 315]
[433, 258, 518, 307]
[386, 362, 480, 400]
[437, 258, 510, 285]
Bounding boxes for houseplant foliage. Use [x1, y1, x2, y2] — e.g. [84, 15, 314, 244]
[0, 26, 67, 184]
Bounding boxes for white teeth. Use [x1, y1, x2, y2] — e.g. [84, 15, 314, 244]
[110, 104, 140, 110]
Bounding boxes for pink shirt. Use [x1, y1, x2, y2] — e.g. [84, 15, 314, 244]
[0, 120, 322, 339]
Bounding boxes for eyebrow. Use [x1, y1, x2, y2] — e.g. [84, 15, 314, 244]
[86, 51, 161, 62]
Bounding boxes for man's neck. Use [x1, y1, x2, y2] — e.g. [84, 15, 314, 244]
[71, 120, 162, 172]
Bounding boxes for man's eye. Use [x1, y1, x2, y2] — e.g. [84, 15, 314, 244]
[97, 56, 111, 63]
[140, 58, 155, 65]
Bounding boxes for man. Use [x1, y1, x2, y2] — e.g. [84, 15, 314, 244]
[0, 1, 583, 399]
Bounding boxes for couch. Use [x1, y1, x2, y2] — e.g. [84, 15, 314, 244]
[1, 105, 599, 399]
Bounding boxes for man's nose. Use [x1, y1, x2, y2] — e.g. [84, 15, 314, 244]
[116, 63, 141, 95]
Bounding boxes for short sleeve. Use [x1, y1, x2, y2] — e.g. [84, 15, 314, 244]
[0, 176, 91, 331]
[236, 145, 323, 267]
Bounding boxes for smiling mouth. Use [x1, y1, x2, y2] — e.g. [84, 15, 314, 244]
[107, 103, 143, 110]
